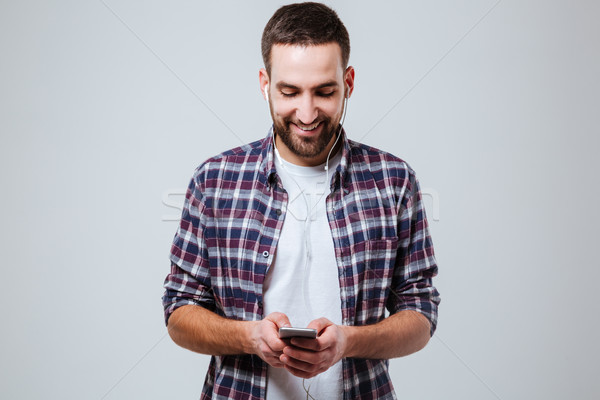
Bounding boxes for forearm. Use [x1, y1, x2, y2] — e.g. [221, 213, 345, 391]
[167, 305, 256, 356]
[341, 310, 431, 359]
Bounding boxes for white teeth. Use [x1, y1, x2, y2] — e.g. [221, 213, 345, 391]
[298, 122, 319, 131]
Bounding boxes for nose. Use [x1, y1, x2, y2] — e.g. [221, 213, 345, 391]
[295, 94, 318, 124]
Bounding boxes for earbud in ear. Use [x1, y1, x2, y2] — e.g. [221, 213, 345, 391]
[264, 84, 270, 103]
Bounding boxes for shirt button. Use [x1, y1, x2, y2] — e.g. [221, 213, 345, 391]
[276, 209, 282, 216]
[262, 251, 269, 258]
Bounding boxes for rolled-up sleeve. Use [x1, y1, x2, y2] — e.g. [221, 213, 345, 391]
[388, 172, 440, 336]
[162, 171, 215, 325]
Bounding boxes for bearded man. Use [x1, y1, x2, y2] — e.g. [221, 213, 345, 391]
[163, 3, 440, 399]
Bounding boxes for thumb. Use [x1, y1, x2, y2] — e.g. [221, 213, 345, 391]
[307, 317, 333, 335]
[266, 312, 291, 328]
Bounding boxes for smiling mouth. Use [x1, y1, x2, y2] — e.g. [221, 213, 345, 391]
[295, 122, 320, 131]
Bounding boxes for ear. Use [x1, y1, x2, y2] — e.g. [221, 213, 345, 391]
[259, 68, 270, 100]
[344, 66, 355, 98]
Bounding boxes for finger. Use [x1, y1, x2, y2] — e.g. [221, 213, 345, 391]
[290, 337, 324, 351]
[260, 340, 281, 358]
[265, 337, 287, 353]
[267, 312, 292, 329]
[283, 345, 325, 365]
[268, 358, 285, 368]
[281, 356, 325, 379]
[283, 364, 315, 379]
[280, 353, 318, 373]
[306, 317, 332, 334]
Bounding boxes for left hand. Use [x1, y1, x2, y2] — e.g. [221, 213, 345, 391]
[279, 317, 348, 379]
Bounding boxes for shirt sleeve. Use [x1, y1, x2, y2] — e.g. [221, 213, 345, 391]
[387, 171, 440, 336]
[162, 170, 215, 325]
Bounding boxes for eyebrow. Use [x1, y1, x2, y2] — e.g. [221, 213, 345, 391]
[275, 81, 339, 90]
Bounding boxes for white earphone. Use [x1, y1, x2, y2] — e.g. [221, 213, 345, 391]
[264, 83, 269, 104]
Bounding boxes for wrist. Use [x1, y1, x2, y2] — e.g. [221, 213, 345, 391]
[339, 324, 357, 359]
[241, 320, 259, 355]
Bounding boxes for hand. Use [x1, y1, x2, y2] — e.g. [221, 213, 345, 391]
[279, 317, 347, 379]
[249, 312, 291, 368]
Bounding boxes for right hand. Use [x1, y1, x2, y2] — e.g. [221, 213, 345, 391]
[249, 312, 291, 368]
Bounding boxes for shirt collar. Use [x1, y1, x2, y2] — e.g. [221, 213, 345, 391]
[260, 126, 351, 192]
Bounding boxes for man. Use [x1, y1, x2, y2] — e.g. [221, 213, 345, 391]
[163, 3, 440, 399]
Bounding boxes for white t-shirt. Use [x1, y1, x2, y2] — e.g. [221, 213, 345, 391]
[263, 148, 343, 400]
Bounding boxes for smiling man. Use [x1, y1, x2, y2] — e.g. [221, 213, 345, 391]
[264, 43, 351, 166]
[163, 3, 440, 399]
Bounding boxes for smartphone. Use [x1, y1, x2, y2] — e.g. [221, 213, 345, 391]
[279, 327, 318, 339]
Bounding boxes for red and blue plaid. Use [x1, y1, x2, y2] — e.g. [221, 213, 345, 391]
[163, 129, 440, 399]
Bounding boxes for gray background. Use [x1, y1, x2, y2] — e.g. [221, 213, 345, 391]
[1, 0, 598, 399]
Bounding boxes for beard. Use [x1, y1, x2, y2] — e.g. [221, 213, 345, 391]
[272, 113, 341, 159]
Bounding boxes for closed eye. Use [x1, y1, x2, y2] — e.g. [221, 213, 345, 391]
[317, 91, 335, 97]
[280, 90, 335, 98]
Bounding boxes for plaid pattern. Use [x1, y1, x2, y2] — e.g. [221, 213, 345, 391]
[163, 128, 440, 400]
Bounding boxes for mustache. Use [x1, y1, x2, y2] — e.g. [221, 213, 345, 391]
[282, 115, 332, 127]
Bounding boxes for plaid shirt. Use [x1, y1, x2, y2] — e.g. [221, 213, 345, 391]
[163, 129, 440, 399]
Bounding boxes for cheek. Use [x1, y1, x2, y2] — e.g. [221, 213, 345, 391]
[271, 101, 295, 119]
[320, 101, 343, 119]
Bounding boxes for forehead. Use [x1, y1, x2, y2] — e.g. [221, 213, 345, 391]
[270, 43, 344, 86]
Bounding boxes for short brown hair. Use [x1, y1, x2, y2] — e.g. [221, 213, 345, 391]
[261, 2, 350, 76]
